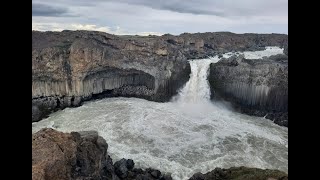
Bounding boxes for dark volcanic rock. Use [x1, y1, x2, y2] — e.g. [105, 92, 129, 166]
[188, 167, 288, 180]
[32, 104, 46, 122]
[105, 155, 116, 180]
[114, 159, 129, 178]
[209, 55, 288, 127]
[150, 170, 161, 178]
[32, 128, 109, 180]
[32, 128, 171, 180]
[267, 54, 288, 62]
[32, 30, 287, 122]
[283, 45, 288, 55]
[126, 159, 135, 170]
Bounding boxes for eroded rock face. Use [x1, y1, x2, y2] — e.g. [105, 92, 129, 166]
[32, 128, 109, 180]
[32, 30, 288, 122]
[32, 128, 172, 180]
[32, 129, 77, 180]
[209, 55, 288, 126]
[188, 167, 288, 180]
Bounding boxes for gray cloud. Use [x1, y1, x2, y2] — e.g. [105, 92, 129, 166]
[32, 3, 70, 17]
[32, 0, 288, 34]
[32, 0, 287, 17]
[113, 0, 226, 16]
[107, 0, 287, 17]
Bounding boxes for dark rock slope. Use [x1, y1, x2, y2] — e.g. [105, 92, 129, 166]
[32, 30, 288, 122]
[32, 128, 288, 180]
[209, 54, 288, 126]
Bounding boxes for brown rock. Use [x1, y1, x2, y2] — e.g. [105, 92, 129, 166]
[32, 128, 78, 180]
[32, 128, 108, 180]
[155, 49, 168, 56]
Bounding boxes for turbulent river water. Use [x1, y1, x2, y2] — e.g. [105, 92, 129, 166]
[32, 47, 288, 180]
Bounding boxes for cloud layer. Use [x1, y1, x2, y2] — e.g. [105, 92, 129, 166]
[32, 0, 288, 35]
[32, 3, 71, 17]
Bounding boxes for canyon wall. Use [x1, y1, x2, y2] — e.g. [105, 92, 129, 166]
[209, 54, 288, 126]
[32, 30, 288, 122]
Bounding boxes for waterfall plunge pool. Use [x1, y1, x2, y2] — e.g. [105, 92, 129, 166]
[32, 47, 287, 180]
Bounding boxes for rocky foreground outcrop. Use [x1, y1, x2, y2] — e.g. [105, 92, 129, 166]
[32, 128, 173, 180]
[32, 30, 287, 122]
[189, 167, 288, 180]
[209, 54, 288, 126]
[32, 128, 288, 180]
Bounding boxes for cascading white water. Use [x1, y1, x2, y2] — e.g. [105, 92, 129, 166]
[32, 47, 287, 180]
[175, 59, 214, 103]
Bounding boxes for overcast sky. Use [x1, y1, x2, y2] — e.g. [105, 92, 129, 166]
[32, 0, 288, 35]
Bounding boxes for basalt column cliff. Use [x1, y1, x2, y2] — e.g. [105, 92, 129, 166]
[32, 30, 287, 123]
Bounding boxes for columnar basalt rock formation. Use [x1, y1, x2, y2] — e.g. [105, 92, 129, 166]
[32, 30, 287, 122]
[209, 54, 288, 126]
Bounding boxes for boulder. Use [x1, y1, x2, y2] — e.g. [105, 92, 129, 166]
[32, 128, 108, 180]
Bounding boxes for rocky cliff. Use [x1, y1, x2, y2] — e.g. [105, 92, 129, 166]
[32, 30, 288, 122]
[209, 54, 288, 126]
[32, 128, 288, 180]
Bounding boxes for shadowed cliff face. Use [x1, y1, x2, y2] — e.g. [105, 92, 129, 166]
[209, 55, 288, 126]
[32, 30, 288, 122]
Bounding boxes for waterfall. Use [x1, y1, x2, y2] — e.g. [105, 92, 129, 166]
[173, 46, 284, 104]
[175, 59, 214, 103]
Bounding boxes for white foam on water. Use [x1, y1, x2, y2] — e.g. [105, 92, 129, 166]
[32, 47, 287, 180]
[243, 46, 284, 59]
[220, 46, 284, 59]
